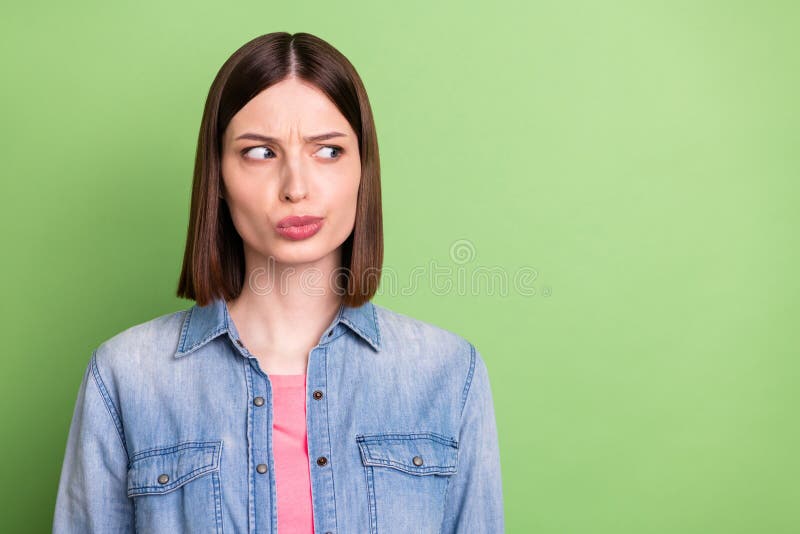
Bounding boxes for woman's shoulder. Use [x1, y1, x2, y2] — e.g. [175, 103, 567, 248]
[91, 305, 190, 370]
[370, 302, 482, 375]
[372, 302, 470, 346]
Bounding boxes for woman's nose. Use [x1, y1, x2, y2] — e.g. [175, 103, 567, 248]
[279, 167, 309, 202]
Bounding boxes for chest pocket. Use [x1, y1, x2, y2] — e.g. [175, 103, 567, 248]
[356, 432, 458, 534]
[127, 440, 224, 534]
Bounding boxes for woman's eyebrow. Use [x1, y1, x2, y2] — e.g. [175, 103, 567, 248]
[234, 131, 348, 143]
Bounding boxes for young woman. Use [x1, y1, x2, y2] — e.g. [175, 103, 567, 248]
[53, 32, 504, 533]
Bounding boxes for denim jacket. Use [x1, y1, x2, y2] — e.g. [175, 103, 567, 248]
[53, 297, 504, 533]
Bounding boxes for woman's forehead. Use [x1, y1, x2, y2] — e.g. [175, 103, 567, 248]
[226, 87, 354, 143]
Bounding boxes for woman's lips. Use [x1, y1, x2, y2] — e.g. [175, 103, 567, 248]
[276, 215, 324, 240]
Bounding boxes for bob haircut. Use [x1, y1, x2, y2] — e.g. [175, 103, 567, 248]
[176, 32, 383, 308]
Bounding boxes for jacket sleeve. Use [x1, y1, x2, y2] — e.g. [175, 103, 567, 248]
[441, 344, 505, 533]
[53, 350, 134, 533]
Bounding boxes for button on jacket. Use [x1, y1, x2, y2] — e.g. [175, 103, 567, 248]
[53, 297, 504, 533]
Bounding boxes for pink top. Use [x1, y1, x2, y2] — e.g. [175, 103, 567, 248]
[269, 373, 314, 534]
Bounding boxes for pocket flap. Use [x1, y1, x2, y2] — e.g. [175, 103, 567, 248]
[356, 432, 458, 475]
[127, 440, 222, 497]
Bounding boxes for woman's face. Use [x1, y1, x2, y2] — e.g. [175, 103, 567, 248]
[221, 77, 361, 272]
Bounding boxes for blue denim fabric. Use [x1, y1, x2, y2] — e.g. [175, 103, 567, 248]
[53, 297, 504, 533]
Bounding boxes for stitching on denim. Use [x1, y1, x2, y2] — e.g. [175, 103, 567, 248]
[356, 432, 457, 447]
[459, 342, 477, 418]
[322, 345, 340, 532]
[214, 441, 224, 533]
[372, 303, 381, 348]
[212, 470, 223, 534]
[128, 441, 222, 495]
[182, 326, 227, 355]
[365, 465, 377, 533]
[177, 307, 193, 353]
[357, 457, 457, 474]
[361, 462, 455, 474]
[355, 434, 458, 474]
[89, 349, 129, 461]
[244, 360, 256, 533]
[436, 341, 478, 530]
[177, 306, 229, 356]
[131, 440, 221, 461]
[340, 316, 379, 352]
[128, 464, 219, 495]
[437, 473, 455, 534]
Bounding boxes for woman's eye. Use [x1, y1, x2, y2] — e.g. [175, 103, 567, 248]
[243, 146, 274, 160]
[241, 145, 343, 161]
[317, 145, 343, 159]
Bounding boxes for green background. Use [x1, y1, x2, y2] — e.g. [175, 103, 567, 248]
[1, 1, 797, 532]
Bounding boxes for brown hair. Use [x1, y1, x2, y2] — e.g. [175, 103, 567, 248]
[176, 32, 383, 308]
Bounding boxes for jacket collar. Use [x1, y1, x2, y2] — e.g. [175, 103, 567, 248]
[174, 297, 381, 358]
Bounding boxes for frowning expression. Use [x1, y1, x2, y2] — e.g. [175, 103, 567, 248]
[221, 76, 361, 269]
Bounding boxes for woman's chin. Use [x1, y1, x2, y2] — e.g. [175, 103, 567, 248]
[261, 245, 336, 269]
